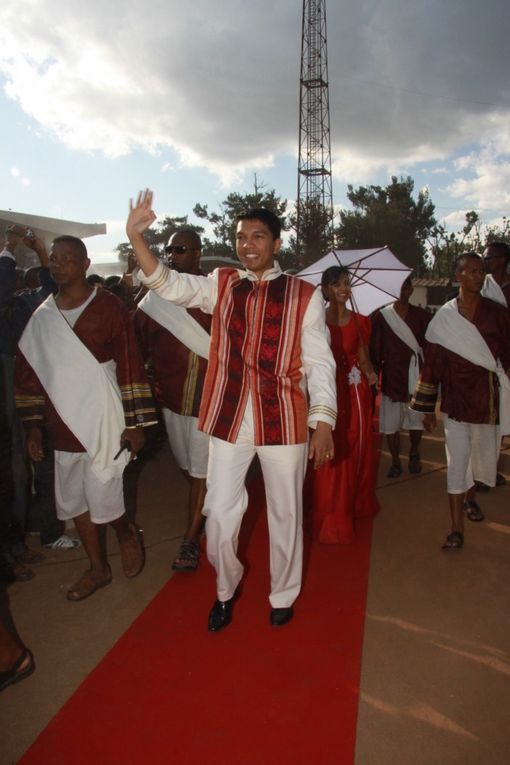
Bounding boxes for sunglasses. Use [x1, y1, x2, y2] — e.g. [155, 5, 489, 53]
[164, 245, 197, 255]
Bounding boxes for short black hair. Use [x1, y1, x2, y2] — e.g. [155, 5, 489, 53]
[87, 274, 105, 286]
[52, 235, 88, 260]
[236, 208, 281, 240]
[104, 275, 121, 288]
[485, 240, 510, 265]
[169, 229, 202, 250]
[453, 251, 481, 276]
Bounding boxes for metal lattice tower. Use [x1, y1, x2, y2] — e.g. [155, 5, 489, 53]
[297, 0, 334, 265]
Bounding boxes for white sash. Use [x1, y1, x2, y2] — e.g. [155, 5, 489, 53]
[18, 295, 129, 481]
[426, 298, 510, 434]
[138, 290, 210, 360]
[381, 304, 423, 395]
[481, 274, 507, 306]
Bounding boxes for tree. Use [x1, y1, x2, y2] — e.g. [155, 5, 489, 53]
[287, 198, 333, 269]
[194, 176, 288, 252]
[115, 216, 204, 262]
[335, 176, 436, 273]
[428, 213, 510, 277]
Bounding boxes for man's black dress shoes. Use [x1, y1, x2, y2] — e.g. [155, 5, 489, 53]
[270, 606, 293, 627]
[208, 597, 235, 632]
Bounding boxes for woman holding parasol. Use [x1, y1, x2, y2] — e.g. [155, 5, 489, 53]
[309, 265, 380, 544]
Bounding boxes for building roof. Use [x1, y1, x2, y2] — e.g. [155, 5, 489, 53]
[412, 277, 450, 287]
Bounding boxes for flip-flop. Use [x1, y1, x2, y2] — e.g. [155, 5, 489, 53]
[67, 567, 112, 602]
[0, 648, 35, 692]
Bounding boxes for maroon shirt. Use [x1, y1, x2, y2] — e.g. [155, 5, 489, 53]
[134, 306, 211, 417]
[370, 304, 430, 402]
[413, 297, 510, 424]
[15, 290, 155, 451]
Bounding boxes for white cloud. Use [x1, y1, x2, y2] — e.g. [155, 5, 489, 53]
[0, 0, 509, 202]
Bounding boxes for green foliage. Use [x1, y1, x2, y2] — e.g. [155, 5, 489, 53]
[428, 213, 510, 277]
[287, 198, 333, 268]
[335, 176, 436, 272]
[115, 216, 204, 261]
[193, 177, 288, 255]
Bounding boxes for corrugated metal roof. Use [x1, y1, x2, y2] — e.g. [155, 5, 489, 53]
[412, 278, 450, 287]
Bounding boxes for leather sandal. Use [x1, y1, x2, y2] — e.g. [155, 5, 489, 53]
[172, 539, 200, 572]
[442, 531, 464, 550]
[67, 566, 112, 602]
[408, 453, 422, 474]
[464, 500, 485, 522]
[387, 463, 402, 478]
[119, 525, 145, 578]
[0, 648, 35, 692]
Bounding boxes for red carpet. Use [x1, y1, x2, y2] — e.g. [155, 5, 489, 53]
[20, 484, 373, 765]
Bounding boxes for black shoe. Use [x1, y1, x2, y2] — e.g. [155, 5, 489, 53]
[208, 597, 235, 632]
[270, 607, 294, 627]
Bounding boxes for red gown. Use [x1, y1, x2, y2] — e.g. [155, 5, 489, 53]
[311, 313, 380, 544]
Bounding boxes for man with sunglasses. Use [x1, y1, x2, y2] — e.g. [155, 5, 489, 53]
[127, 191, 336, 632]
[134, 230, 211, 572]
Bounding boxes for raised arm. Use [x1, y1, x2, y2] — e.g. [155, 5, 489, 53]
[126, 189, 159, 277]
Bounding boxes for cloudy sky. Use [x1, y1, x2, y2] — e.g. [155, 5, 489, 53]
[1, 0, 509, 263]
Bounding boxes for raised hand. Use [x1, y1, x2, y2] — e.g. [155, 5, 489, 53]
[126, 189, 157, 236]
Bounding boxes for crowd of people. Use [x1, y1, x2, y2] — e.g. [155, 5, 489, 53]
[1, 201, 509, 692]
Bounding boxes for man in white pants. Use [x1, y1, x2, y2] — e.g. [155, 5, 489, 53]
[371, 276, 430, 477]
[134, 229, 211, 572]
[15, 236, 156, 600]
[410, 253, 510, 550]
[127, 191, 337, 631]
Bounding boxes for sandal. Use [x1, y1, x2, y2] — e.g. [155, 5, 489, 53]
[0, 648, 35, 692]
[11, 561, 35, 582]
[67, 566, 112, 602]
[464, 500, 484, 522]
[387, 463, 402, 479]
[172, 539, 200, 572]
[408, 453, 422, 474]
[119, 525, 145, 578]
[442, 531, 464, 550]
[15, 548, 46, 566]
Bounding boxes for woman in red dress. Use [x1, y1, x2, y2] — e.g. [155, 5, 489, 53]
[311, 266, 380, 544]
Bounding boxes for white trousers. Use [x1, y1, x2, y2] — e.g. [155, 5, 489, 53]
[443, 416, 499, 494]
[162, 408, 210, 478]
[54, 451, 125, 523]
[379, 394, 424, 434]
[203, 405, 308, 608]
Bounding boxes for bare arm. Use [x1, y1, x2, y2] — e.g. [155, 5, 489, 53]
[125, 189, 159, 277]
[358, 343, 378, 385]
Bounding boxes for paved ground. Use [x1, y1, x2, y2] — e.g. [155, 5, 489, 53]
[1, 432, 509, 765]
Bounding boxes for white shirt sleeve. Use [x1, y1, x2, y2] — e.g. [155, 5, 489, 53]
[301, 287, 337, 429]
[0, 249, 16, 262]
[137, 260, 219, 313]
